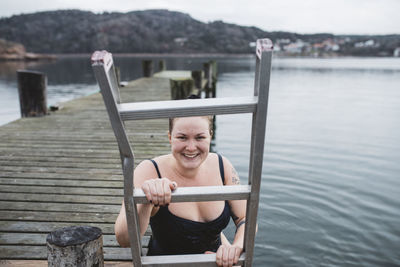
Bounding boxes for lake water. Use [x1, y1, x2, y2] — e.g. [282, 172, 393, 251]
[1, 56, 400, 266]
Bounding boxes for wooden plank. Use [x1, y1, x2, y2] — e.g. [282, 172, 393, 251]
[0, 260, 48, 267]
[0, 245, 136, 260]
[0, 192, 121, 204]
[0, 166, 122, 175]
[0, 221, 115, 234]
[0, 178, 122, 188]
[0, 185, 123, 195]
[0, 171, 122, 181]
[0, 221, 152, 236]
[0, 233, 150, 247]
[0, 201, 120, 213]
[0, 140, 169, 149]
[153, 71, 191, 78]
[0, 152, 160, 162]
[0, 134, 167, 142]
[0, 260, 136, 266]
[0, 211, 117, 223]
[134, 185, 251, 203]
[119, 96, 257, 120]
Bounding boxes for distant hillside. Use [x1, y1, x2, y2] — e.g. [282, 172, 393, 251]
[0, 9, 268, 53]
[0, 9, 399, 56]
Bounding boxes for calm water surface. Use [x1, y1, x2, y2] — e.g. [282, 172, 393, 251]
[1, 56, 399, 266]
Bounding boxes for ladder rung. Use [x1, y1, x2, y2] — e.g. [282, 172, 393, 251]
[133, 185, 251, 204]
[141, 252, 246, 266]
[118, 97, 257, 120]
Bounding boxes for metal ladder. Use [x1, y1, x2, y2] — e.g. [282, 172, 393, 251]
[91, 38, 273, 267]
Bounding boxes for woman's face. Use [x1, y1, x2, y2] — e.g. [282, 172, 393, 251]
[169, 117, 211, 170]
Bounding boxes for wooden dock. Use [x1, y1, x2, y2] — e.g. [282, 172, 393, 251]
[0, 74, 179, 263]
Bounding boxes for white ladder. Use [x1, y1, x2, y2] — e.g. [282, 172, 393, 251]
[91, 38, 273, 267]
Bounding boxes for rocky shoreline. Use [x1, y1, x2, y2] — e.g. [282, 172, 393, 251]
[0, 39, 56, 61]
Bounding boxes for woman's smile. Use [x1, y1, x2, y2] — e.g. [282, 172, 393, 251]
[183, 153, 199, 158]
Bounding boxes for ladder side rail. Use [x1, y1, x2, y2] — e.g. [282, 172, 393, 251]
[109, 64, 122, 104]
[244, 39, 273, 267]
[91, 53, 132, 157]
[123, 157, 143, 266]
[248, 45, 262, 175]
[91, 51, 142, 267]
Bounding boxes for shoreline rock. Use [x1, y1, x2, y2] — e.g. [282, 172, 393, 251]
[0, 38, 56, 61]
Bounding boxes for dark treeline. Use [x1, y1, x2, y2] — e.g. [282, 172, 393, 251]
[0, 9, 399, 56]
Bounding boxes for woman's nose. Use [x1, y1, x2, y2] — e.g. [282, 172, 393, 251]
[185, 140, 196, 150]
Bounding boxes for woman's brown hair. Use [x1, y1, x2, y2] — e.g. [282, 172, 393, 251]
[169, 116, 214, 136]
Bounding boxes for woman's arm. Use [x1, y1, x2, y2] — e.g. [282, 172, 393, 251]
[215, 156, 249, 266]
[114, 160, 176, 247]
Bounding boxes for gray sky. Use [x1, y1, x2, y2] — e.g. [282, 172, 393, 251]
[1, 0, 399, 35]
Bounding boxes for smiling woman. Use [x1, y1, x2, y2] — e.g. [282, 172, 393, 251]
[114, 116, 247, 267]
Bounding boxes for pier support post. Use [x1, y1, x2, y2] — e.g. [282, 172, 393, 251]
[159, 60, 166, 71]
[203, 61, 217, 98]
[114, 66, 121, 86]
[142, 60, 153, 77]
[46, 226, 104, 267]
[203, 63, 212, 98]
[17, 70, 47, 117]
[191, 70, 202, 90]
[210, 60, 217, 98]
[170, 78, 194, 100]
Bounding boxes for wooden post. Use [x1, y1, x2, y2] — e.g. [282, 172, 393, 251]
[47, 226, 103, 267]
[170, 78, 194, 100]
[159, 60, 166, 71]
[114, 66, 121, 86]
[17, 70, 47, 117]
[210, 60, 217, 98]
[204, 61, 217, 136]
[142, 60, 153, 77]
[191, 70, 202, 89]
[203, 63, 212, 98]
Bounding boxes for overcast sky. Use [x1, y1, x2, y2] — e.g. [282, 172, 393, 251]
[1, 0, 399, 35]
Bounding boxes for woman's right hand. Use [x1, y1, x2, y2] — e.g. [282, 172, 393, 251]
[141, 178, 177, 206]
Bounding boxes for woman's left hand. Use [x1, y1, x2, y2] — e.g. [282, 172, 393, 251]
[215, 244, 242, 267]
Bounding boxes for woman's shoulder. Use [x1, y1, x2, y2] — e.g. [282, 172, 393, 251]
[212, 153, 239, 186]
[134, 154, 170, 186]
[136, 154, 170, 167]
[209, 152, 233, 166]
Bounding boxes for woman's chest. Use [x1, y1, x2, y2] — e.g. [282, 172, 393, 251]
[168, 201, 226, 223]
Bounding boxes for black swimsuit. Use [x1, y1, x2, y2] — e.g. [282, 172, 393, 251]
[147, 154, 231, 255]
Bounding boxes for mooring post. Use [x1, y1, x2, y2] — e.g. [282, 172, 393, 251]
[170, 78, 194, 100]
[142, 60, 153, 77]
[159, 60, 166, 71]
[210, 60, 217, 98]
[191, 70, 202, 90]
[17, 70, 48, 117]
[203, 61, 217, 133]
[114, 66, 121, 86]
[46, 226, 104, 267]
[203, 63, 212, 98]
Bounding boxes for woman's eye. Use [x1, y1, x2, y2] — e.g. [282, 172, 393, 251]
[177, 136, 186, 140]
[196, 136, 206, 140]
